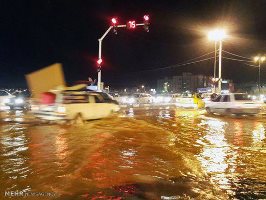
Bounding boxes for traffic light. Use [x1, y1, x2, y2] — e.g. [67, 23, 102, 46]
[111, 17, 118, 34]
[97, 58, 102, 71]
[143, 15, 150, 32]
[97, 58, 102, 65]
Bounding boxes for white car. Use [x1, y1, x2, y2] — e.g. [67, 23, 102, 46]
[32, 91, 120, 121]
[205, 93, 262, 115]
[121, 93, 153, 104]
[0, 90, 15, 109]
[153, 94, 173, 104]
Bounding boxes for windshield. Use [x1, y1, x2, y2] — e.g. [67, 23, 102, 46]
[234, 94, 252, 101]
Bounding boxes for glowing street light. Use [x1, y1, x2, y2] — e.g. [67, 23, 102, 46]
[254, 55, 265, 94]
[208, 29, 227, 41]
[208, 28, 227, 94]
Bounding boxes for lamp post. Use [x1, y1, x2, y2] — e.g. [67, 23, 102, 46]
[208, 29, 227, 94]
[254, 55, 265, 94]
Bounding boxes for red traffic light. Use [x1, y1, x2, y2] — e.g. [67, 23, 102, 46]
[143, 15, 149, 21]
[111, 18, 117, 25]
[97, 58, 103, 65]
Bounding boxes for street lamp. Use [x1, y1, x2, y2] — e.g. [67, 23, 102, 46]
[208, 28, 227, 93]
[254, 55, 265, 94]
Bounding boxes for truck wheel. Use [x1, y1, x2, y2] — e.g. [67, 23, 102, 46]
[206, 107, 211, 114]
[73, 113, 85, 125]
[225, 108, 232, 115]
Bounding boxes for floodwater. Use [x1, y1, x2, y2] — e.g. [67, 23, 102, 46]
[0, 107, 266, 199]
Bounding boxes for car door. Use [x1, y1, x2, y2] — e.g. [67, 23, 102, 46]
[88, 94, 112, 119]
[210, 95, 222, 113]
[219, 95, 231, 114]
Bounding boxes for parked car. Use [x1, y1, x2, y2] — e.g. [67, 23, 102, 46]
[5, 91, 31, 110]
[32, 91, 120, 122]
[205, 93, 262, 115]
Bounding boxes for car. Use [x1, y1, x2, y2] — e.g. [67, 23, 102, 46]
[32, 91, 120, 122]
[153, 94, 173, 104]
[5, 91, 31, 110]
[121, 93, 153, 104]
[0, 90, 15, 110]
[205, 93, 262, 115]
[88, 91, 119, 105]
[175, 93, 205, 109]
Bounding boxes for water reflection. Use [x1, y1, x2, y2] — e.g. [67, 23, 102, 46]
[197, 118, 238, 196]
[1, 108, 266, 199]
[0, 124, 31, 192]
[252, 123, 265, 144]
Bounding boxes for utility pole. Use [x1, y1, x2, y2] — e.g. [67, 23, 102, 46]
[213, 41, 217, 93]
[218, 40, 222, 93]
[254, 56, 265, 94]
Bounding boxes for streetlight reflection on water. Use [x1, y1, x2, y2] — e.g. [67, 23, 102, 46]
[197, 118, 237, 195]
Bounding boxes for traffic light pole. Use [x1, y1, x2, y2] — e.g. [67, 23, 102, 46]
[97, 23, 146, 91]
[98, 26, 113, 91]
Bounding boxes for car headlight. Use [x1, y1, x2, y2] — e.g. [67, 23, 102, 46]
[122, 97, 127, 103]
[154, 96, 163, 103]
[3, 98, 10, 103]
[57, 106, 66, 113]
[15, 98, 24, 104]
[163, 97, 171, 103]
[128, 98, 135, 104]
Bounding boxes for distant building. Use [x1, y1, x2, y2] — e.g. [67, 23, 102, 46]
[157, 72, 213, 93]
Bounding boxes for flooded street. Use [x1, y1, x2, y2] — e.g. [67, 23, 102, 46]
[0, 107, 266, 199]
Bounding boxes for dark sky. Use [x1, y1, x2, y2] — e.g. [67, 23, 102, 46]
[0, 0, 266, 88]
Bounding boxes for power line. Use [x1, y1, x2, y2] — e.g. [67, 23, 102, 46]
[140, 57, 214, 72]
[222, 50, 252, 60]
[223, 56, 253, 63]
[244, 63, 259, 67]
[178, 51, 215, 63]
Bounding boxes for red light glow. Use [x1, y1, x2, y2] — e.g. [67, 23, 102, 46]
[111, 18, 117, 24]
[97, 58, 103, 65]
[143, 15, 149, 21]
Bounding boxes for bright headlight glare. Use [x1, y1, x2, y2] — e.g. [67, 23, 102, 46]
[122, 97, 127, 103]
[128, 98, 135, 104]
[57, 106, 66, 113]
[3, 98, 10, 103]
[164, 97, 171, 103]
[15, 98, 24, 104]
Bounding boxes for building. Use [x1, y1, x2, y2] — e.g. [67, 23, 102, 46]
[157, 72, 213, 93]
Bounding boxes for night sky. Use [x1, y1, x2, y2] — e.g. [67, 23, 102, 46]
[1, 0, 266, 89]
